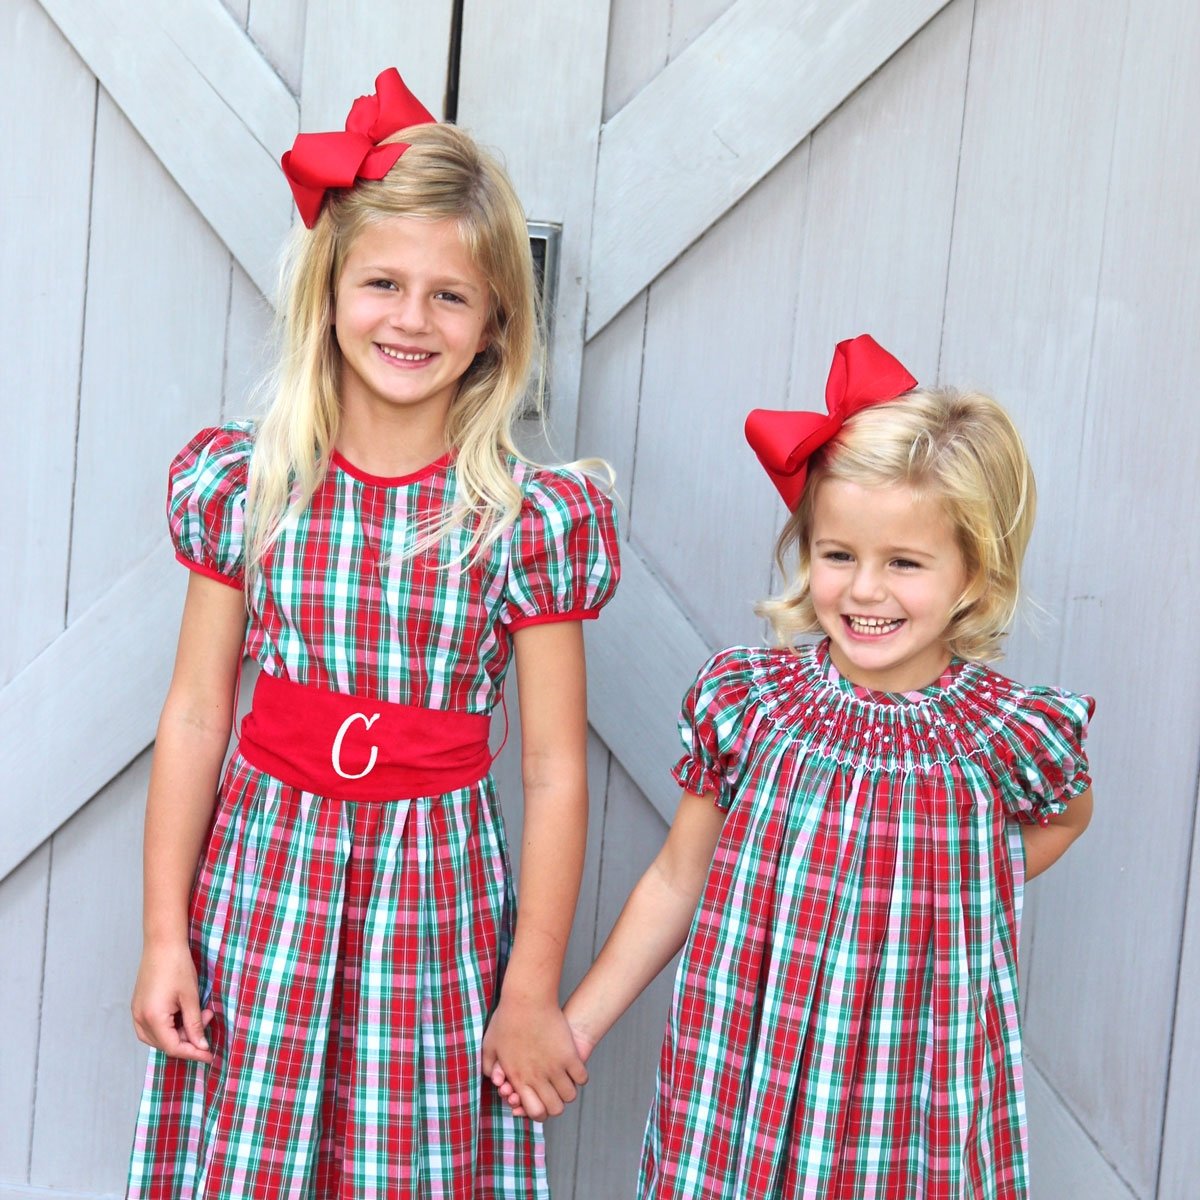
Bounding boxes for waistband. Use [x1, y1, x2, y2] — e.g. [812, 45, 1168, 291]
[238, 673, 492, 801]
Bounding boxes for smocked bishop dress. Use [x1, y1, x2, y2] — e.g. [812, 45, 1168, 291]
[640, 642, 1093, 1200]
[127, 422, 619, 1200]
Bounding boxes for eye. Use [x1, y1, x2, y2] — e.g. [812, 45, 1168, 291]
[434, 290, 467, 304]
[367, 278, 397, 291]
[821, 550, 853, 563]
[891, 558, 922, 570]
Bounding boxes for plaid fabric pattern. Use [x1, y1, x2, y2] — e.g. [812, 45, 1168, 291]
[130, 424, 619, 1198]
[640, 642, 1093, 1200]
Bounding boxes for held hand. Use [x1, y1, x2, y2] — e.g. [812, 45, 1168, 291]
[130, 941, 215, 1064]
[492, 1013, 596, 1118]
[481, 995, 588, 1122]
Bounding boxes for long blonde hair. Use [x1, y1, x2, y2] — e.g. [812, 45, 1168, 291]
[759, 388, 1037, 662]
[245, 122, 540, 585]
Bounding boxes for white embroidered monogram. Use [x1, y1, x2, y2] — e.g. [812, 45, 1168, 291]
[331, 712, 382, 780]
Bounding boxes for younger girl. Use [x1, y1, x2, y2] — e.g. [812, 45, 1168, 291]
[508, 335, 1093, 1198]
[127, 69, 618, 1197]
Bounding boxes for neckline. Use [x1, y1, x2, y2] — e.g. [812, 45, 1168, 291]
[810, 639, 974, 708]
[330, 449, 452, 487]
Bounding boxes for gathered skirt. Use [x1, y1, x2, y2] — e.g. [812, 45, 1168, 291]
[127, 752, 546, 1199]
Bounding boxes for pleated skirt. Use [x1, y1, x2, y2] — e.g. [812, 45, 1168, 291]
[127, 752, 546, 1199]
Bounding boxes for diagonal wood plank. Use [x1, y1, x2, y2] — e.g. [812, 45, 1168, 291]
[586, 0, 954, 335]
[0, 545, 184, 882]
[36, 0, 297, 297]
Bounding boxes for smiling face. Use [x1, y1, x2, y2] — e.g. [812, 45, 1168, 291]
[332, 215, 491, 431]
[808, 477, 972, 692]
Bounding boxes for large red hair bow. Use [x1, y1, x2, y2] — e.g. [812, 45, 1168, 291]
[745, 334, 917, 508]
[281, 68, 436, 228]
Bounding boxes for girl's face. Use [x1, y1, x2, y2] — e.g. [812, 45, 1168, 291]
[808, 478, 970, 692]
[333, 216, 490, 431]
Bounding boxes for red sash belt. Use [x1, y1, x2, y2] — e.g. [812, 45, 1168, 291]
[238, 673, 492, 801]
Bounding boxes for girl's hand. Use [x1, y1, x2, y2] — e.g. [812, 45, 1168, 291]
[492, 1013, 595, 1118]
[131, 941, 215, 1064]
[481, 994, 588, 1122]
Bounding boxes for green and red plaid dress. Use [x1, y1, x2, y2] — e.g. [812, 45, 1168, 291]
[641, 642, 1093, 1200]
[127, 421, 619, 1200]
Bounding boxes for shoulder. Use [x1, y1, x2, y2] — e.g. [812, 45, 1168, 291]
[169, 420, 256, 491]
[512, 461, 616, 521]
[970, 663, 1096, 733]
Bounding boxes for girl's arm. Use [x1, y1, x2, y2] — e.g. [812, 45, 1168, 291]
[481, 619, 592, 1121]
[496, 787, 725, 1116]
[130, 571, 245, 1062]
[564, 788, 725, 1055]
[1021, 787, 1094, 879]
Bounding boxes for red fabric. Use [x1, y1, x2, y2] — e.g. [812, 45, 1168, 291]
[281, 68, 437, 227]
[238, 672, 491, 801]
[744, 334, 918, 508]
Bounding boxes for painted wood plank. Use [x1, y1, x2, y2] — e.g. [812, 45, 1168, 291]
[631, 143, 808, 649]
[1015, 1, 1200, 1191]
[1159, 773, 1200, 1193]
[300, 0, 454, 127]
[786, 0, 971, 410]
[585, 547, 711, 825]
[668, 0, 737, 59]
[29, 757, 150, 1190]
[0, 1188, 117, 1200]
[36, 0, 297, 296]
[603, 0, 669, 119]
[458, 2, 613, 461]
[586, 0, 955, 335]
[248, 0, 308, 94]
[0, 544, 183, 883]
[1025, 1059, 1137, 1200]
[570, 764, 677, 1196]
[66, 92, 229, 619]
[1, 0, 96, 686]
[0, 845, 50, 1182]
[221, 262, 274, 418]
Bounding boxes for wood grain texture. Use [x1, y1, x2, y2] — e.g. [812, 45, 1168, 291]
[584, 548, 711, 824]
[569, 764, 678, 1199]
[1, 0, 96, 687]
[1015, 1, 1200, 1190]
[0, 846, 50, 1182]
[587, 0, 955, 334]
[67, 93, 229, 619]
[602, 0, 669, 119]
[221, 263, 274, 418]
[248, 0, 308, 94]
[0, 544, 183, 883]
[29, 757, 150, 1191]
[37, 0, 297, 296]
[630, 143, 808, 649]
[1159, 779, 1200, 1193]
[300, 0, 454, 126]
[1025, 1059, 1137, 1200]
[458, 2, 612, 461]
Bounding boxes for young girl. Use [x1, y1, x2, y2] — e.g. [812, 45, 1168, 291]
[127, 68, 618, 1198]
[503, 335, 1093, 1198]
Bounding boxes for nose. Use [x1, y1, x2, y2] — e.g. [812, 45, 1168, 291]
[389, 290, 430, 332]
[849, 562, 886, 604]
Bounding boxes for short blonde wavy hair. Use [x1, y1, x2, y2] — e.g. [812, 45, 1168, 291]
[246, 122, 541, 583]
[758, 387, 1037, 662]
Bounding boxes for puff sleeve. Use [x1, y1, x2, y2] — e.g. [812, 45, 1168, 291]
[166, 422, 255, 588]
[996, 686, 1095, 825]
[671, 648, 760, 810]
[502, 467, 620, 630]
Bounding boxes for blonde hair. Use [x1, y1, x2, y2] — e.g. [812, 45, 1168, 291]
[245, 122, 541, 583]
[759, 387, 1036, 662]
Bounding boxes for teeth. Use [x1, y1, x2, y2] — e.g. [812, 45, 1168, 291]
[847, 616, 903, 635]
[379, 346, 432, 362]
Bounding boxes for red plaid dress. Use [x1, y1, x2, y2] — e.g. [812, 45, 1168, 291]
[127, 422, 619, 1199]
[640, 643, 1093, 1200]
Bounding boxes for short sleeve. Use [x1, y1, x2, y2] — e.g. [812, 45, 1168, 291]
[167, 422, 255, 589]
[503, 468, 620, 630]
[997, 686, 1095, 825]
[671, 648, 759, 810]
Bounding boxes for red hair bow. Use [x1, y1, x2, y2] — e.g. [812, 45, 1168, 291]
[744, 334, 917, 508]
[281, 68, 436, 228]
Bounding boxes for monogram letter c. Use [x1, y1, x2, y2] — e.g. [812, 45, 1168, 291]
[331, 712, 381, 780]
